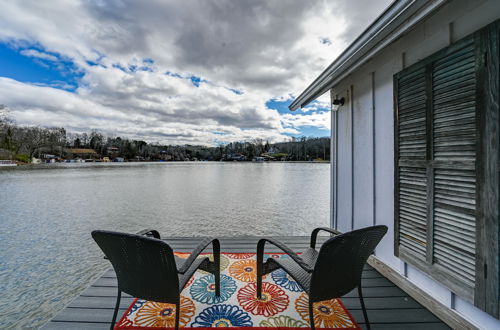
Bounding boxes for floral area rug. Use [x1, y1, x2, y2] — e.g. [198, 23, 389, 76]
[116, 253, 359, 329]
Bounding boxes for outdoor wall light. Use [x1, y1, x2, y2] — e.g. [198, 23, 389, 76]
[332, 97, 345, 111]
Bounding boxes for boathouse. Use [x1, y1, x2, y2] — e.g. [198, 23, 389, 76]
[290, 0, 500, 328]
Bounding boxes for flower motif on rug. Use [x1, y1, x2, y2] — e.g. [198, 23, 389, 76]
[199, 254, 230, 274]
[295, 293, 356, 328]
[237, 282, 289, 317]
[128, 299, 146, 315]
[190, 274, 237, 304]
[271, 269, 303, 292]
[226, 253, 255, 259]
[191, 304, 253, 327]
[117, 318, 134, 327]
[229, 259, 261, 282]
[259, 315, 308, 327]
[133, 295, 195, 327]
[116, 253, 359, 329]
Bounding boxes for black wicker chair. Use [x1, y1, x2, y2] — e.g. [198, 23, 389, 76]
[92, 229, 220, 330]
[257, 225, 387, 330]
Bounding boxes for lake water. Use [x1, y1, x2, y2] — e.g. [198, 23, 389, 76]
[0, 162, 329, 329]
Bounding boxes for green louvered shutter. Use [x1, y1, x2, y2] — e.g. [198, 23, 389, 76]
[431, 37, 477, 289]
[395, 34, 478, 299]
[396, 65, 428, 260]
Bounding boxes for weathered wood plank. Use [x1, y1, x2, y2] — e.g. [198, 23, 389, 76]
[364, 324, 450, 330]
[51, 308, 121, 323]
[68, 296, 135, 309]
[369, 256, 476, 330]
[342, 296, 422, 310]
[42, 322, 110, 330]
[350, 308, 440, 324]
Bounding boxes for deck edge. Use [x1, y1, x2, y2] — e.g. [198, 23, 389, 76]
[368, 255, 479, 330]
[40, 267, 111, 329]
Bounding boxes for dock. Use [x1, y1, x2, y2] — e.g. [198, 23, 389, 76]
[41, 236, 449, 330]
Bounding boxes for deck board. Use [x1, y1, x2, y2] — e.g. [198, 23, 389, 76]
[42, 236, 450, 330]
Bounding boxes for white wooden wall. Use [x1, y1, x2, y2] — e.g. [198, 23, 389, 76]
[330, 0, 500, 328]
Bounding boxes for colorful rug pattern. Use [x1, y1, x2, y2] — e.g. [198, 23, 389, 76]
[116, 253, 359, 329]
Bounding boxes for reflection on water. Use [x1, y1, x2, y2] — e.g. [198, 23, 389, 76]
[0, 162, 329, 328]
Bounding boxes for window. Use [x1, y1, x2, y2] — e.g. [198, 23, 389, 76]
[394, 20, 499, 317]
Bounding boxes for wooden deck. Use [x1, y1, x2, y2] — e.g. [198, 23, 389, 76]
[41, 236, 450, 330]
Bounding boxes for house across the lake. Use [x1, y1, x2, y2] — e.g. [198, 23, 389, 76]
[291, 0, 500, 329]
[65, 148, 98, 159]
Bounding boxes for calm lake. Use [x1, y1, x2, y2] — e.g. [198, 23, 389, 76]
[0, 162, 329, 329]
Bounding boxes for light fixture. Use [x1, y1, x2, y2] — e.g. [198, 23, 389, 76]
[332, 97, 345, 111]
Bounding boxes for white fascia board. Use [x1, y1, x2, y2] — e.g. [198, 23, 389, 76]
[289, 0, 448, 111]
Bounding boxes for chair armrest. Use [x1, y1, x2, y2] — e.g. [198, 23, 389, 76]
[178, 237, 220, 274]
[257, 237, 313, 273]
[310, 227, 341, 249]
[136, 229, 161, 239]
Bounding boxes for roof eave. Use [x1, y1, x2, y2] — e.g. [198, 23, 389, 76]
[289, 0, 447, 111]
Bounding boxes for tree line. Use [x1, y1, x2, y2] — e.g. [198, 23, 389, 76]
[0, 105, 330, 162]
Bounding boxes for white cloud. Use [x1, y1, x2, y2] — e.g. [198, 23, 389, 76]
[0, 0, 392, 144]
[281, 111, 331, 131]
[19, 49, 58, 61]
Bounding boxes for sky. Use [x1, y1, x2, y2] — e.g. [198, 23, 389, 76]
[0, 0, 392, 146]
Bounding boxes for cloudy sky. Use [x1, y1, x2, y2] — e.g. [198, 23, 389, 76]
[0, 0, 391, 145]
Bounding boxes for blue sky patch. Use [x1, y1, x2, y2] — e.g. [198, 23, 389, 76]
[266, 98, 330, 138]
[266, 98, 329, 114]
[190, 75, 207, 87]
[266, 99, 292, 114]
[0, 42, 82, 91]
[165, 71, 183, 78]
[165, 71, 208, 87]
[229, 88, 243, 95]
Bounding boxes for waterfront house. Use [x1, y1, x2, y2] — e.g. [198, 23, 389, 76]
[65, 148, 98, 160]
[290, 0, 500, 328]
[106, 146, 119, 154]
[0, 148, 13, 160]
[225, 152, 247, 161]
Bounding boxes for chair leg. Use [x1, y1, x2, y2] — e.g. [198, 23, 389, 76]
[256, 257, 263, 300]
[213, 241, 221, 297]
[110, 289, 121, 330]
[175, 298, 180, 330]
[308, 299, 315, 330]
[358, 286, 370, 330]
[215, 265, 220, 297]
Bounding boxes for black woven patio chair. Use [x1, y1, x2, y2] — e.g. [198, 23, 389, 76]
[257, 225, 387, 330]
[92, 229, 220, 330]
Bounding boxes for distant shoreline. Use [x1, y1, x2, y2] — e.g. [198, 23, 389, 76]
[2, 160, 330, 168]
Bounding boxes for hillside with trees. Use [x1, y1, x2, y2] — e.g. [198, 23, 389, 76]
[0, 105, 330, 163]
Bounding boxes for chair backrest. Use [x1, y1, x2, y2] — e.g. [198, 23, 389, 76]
[309, 225, 388, 301]
[92, 230, 180, 303]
